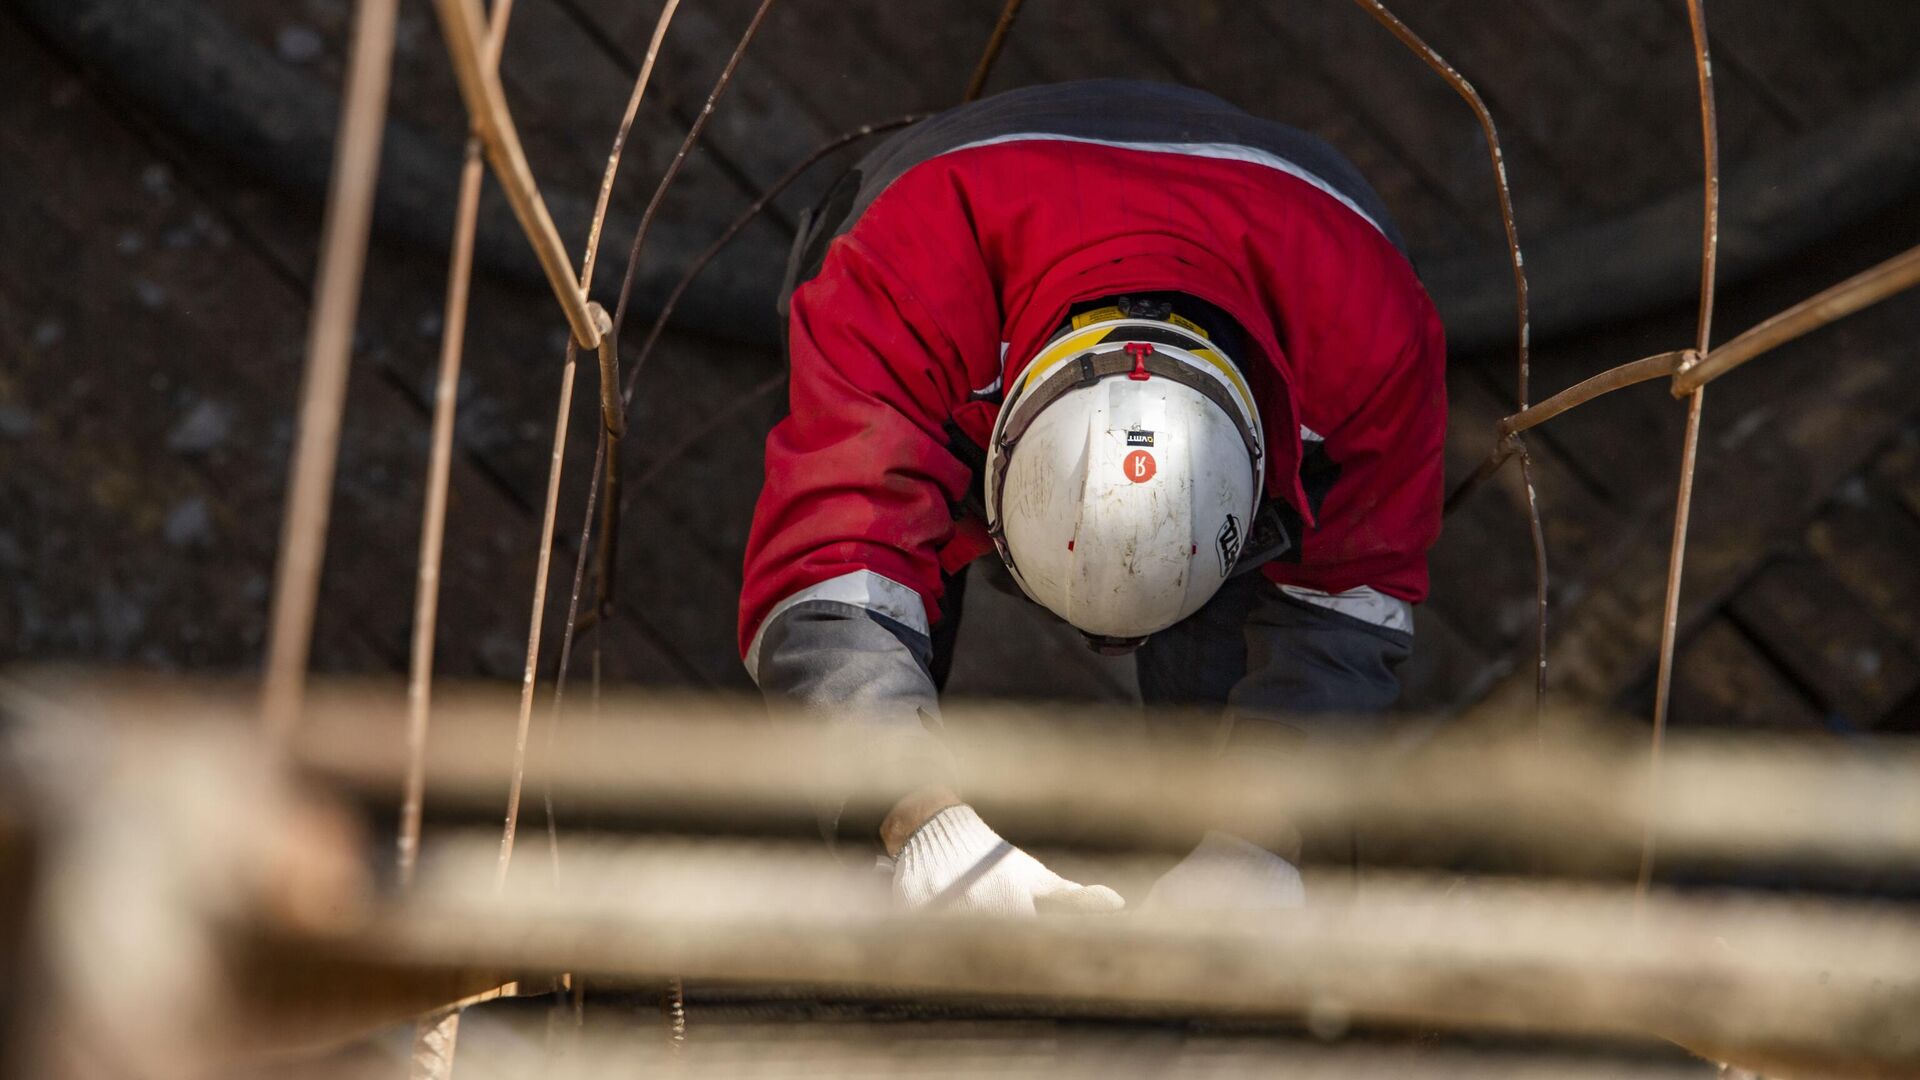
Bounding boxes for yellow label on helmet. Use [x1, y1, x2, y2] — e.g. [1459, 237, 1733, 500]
[1069, 306, 1126, 331]
[1167, 312, 1210, 339]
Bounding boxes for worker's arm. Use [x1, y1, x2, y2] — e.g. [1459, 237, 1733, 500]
[743, 174, 1126, 915]
[747, 132, 1091, 832]
[741, 235, 1121, 907]
[742, 224, 984, 843]
[1236, 248, 1447, 733]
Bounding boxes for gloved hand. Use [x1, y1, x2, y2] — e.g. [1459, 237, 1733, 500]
[1143, 830, 1304, 911]
[891, 804, 1125, 915]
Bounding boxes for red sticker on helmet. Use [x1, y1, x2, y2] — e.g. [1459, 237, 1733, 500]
[1123, 450, 1157, 483]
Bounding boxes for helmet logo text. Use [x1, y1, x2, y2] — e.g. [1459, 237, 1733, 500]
[1217, 515, 1244, 574]
[1123, 450, 1157, 483]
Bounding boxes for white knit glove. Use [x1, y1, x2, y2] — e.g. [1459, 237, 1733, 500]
[1143, 830, 1304, 911]
[892, 805, 1125, 915]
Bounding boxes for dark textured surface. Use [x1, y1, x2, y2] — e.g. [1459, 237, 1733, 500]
[3, 0, 1919, 732]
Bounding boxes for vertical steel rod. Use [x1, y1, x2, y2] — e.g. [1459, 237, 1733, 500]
[609, 0, 781, 389]
[546, 117, 922, 822]
[405, 1, 515, 1072]
[1639, 0, 1721, 906]
[1350, 0, 1543, 714]
[580, 0, 682, 297]
[1349, 0, 1529, 400]
[260, 0, 402, 746]
[597, 0, 780, 627]
[400, 0, 516, 892]
[1517, 447, 1551, 711]
[496, 0, 682, 888]
[500, 356, 577, 890]
[1639, 389, 1706, 901]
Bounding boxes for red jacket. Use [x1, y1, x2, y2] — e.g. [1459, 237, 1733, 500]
[740, 82, 1447, 659]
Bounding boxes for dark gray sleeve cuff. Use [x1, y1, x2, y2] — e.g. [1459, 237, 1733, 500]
[749, 573, 958, 847]
[1223, 586, 1414, 753]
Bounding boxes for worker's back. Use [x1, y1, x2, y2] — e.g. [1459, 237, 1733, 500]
[749, 78, 1446, 656]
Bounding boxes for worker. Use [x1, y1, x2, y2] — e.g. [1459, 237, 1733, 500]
[740, 80, 1446, 915]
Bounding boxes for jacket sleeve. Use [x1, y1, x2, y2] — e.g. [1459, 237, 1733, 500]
[1261, 245, 1448, 608]
[1232, 248, 1443, 740]
[740, 192, 1002, 840]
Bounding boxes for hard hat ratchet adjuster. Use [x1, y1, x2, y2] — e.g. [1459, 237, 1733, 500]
[1124, 341, 1154, 380]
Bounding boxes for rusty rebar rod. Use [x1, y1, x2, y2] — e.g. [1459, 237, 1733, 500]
[429, 0, 600, 352]
[362, 839, 1920, 1064]
[594, 427, 622, 620]
[552, 116, 920, 718]
[581, 0, 776, 665]
[1497, 351, 1694, 439]
[1349, 0, 1529, 404]
[1451, 350, 1692, 516]
[541, 426, 602, 873]
[543, 0, 845, 874]
[609, 0, 779, 386]
[499, 355, 579, 891]
[1684, 2, 1723, 360]
[494, 0, 681, 889]
[1465, 244, 1920, 453]
[557, 114, 923, 684]
[580, 0, 681, 297]
[963, 0, 1026, 103]
[260, 0, 401, 746]
[620, 114, 925, 407]
[1516, 446, 1550, 709]
[566, 1, 683, 640]
[423, 0, 617, 889]
[224, 684, 1920, 870]
[400, 0, 516, 894]
[405, 2, 519, 1071]
[593, 319, 624, 624]
[1639, 389, 1705, 902]
[1639, 0, 1722, 908]
[313, 1025, 1787, 1080]
[1354, 0, 1545, 713]
[1673, 241, 1920, 396]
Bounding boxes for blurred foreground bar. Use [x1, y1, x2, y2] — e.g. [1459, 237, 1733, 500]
[312, 1020, 1720, 1079]
[291, 832, 1920, 1064]
[5, 672, 1918, 1077]
[262, 678, 1920, 870]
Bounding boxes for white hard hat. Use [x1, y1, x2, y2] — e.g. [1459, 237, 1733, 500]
[985, 312, 1265, 650]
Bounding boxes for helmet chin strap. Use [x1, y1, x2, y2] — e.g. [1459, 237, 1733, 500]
[1083, 633, 1149, 656]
